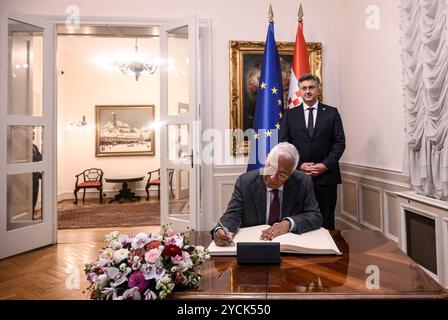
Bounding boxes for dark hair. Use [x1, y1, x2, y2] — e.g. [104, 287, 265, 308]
[298, 73, 321, 85]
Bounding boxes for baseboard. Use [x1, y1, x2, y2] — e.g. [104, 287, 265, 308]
[57, 188, 158, 203]
[335, 216, 363, 230]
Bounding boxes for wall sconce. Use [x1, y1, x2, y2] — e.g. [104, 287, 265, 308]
[68, 115, 92, 131]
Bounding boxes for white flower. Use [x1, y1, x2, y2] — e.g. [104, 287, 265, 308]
[105, 231, 119, 242]
[119, 263, 127, 272]
[131, 232, 148, 249]
[98, 274, 108, 285]
[165, 235, 183, 247]
[101, 287, 117, 300]
[125, 267, 132, 275]
[144, 289, 157, 300]
[99, 248, 114, 260]
[107, 267, 120, 279]
[132, 261, 142, 271]
[113, 249, 129, 263]
[178, 259, 193, 272]
[109, 240, 122, 250]
[118, 234, 129, 245]
[122, 287, 141, 300]
[97, 258, 111, 267]
[108, 267, 127, 287]
[140, 260, 165, 280]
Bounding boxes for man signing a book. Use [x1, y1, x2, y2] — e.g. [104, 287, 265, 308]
[212, 142, 323, 246]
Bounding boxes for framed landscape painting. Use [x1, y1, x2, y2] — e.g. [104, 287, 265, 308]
[95, 105, 155, 157]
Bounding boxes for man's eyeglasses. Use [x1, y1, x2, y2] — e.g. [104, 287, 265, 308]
[264, 167, 290, 181]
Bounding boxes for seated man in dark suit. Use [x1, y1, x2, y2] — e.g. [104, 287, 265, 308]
[212, 142, 322, 246]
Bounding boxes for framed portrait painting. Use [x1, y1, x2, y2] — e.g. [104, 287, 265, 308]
[95, 105, 155, 157]
[229, 40, 322, 155]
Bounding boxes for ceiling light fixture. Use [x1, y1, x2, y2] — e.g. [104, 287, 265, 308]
[111, 38, 158, 81]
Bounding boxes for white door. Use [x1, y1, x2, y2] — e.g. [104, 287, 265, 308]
[159, 17, 201, 231]
[0, 10, 56, 259]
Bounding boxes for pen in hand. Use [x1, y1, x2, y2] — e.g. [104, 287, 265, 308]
[217, 222, 235, 246]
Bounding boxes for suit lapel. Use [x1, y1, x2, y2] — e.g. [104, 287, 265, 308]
[281, 177, 297, 218]
[298, 103, 307, 130]
[312, 102, 326, 139]
[254, 174, 267, 224]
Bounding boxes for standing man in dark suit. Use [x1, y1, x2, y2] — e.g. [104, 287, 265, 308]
[212, 142, 322, 246]
[280, 73, 345, 230]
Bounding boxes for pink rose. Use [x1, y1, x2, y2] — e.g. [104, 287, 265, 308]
[144, 249, 160, 264]
[171, 254, 183, 265]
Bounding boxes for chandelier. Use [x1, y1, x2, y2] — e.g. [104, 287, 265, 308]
[112, 38, 158, 81]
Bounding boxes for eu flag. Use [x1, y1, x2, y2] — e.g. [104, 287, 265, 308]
[247, 21, 284, 171]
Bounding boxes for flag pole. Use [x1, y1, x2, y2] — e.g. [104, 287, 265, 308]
[286, 3, 310, 109]
[246, 4, 284, 171]
[269, 4, 274, 23]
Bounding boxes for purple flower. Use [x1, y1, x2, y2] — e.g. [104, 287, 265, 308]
[128, 271, 150, 293]
[87, 272, 97, 284]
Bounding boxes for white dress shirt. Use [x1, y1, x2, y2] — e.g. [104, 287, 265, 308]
[266, 186, 295, 231]
[303, 101, 318, 128]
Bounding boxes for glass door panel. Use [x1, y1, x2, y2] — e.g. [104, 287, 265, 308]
[160, 17, 200, 231]
[8, 19, 43, 116]
[0, 11, 55, 259]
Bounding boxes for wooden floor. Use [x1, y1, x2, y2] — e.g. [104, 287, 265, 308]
[0, 225, 160, 300]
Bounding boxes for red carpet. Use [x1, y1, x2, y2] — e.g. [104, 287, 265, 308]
[58, 202, 161, 229]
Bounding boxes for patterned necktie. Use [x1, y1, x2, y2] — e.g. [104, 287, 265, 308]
[307, 107, 315, 137]
[268, 189, 280, 225]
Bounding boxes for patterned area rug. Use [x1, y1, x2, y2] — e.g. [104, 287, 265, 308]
[58, 202, 161, 229]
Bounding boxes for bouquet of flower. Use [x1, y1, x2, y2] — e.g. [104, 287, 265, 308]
[84, 224, 210, 300]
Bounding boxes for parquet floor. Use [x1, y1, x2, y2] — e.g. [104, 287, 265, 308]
[0, 225, 160, 300]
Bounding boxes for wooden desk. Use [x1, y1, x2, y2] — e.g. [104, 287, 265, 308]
[174, 230, 448, 300]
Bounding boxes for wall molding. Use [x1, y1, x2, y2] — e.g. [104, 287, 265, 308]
[341, 163, 409, 189]
[383, 190, 399, 243]
[339, 163, 411, 242]
[358, 183, 383, 232]
[340, 179, 358, 222]
[335, 216, 362, 230]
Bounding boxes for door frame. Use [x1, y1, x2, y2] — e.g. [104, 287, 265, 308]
[46, 16, 214, 233]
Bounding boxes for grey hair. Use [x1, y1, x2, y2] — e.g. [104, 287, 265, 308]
[266, 142, 299, 173]
[298, 73, 321, 85]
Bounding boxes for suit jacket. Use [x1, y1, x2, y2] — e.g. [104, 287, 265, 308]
[214, 169, 322, 235]
[280, 102, 346, 185]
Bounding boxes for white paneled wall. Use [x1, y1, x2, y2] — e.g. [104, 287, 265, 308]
[336, 163, 411, 241]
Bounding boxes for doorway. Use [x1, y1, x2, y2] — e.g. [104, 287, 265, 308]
[56, 25, 162, 230]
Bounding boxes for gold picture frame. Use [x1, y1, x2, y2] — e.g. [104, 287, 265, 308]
[229, 40, 322, 155]
[95, 105, 155, 157]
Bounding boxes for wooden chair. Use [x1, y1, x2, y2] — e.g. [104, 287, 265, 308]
[145, 169, 174, 200]
[74, 168, 104, 205]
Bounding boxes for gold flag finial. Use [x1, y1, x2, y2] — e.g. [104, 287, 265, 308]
[268, 4, 274, 23]
[298, 3, 304, 23]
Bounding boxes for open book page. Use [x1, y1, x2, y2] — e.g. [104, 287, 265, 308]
[207, 225, 342, 256]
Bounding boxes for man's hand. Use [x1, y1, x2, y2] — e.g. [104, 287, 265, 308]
[260, 220, 291, 241]
[300, 162, 315, 175]
[214, 229, 235, 246]
[308, 163, 328, 177]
